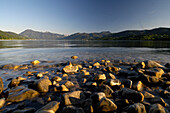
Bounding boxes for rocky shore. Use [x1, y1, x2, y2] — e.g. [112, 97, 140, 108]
[0, 56, 169, 113]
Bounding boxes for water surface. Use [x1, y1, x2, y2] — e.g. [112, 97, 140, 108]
[0, 40, 170, 65]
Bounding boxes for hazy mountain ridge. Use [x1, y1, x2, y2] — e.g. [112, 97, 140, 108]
[20, 29, 65, 39]
[64, 27, 170, 40]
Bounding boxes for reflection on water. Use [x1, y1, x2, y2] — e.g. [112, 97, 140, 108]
[0, 40, 170, 48]
[0, 40, 169, 65]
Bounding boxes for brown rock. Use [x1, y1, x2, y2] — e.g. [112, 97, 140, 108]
[71, 56, 78, 59]
[98, 97, 117, 112]
[7, 86, 39, 102]
[63, 63, 79, 74]
[149, 104, 166, 113]
[62, 91, 85, 106]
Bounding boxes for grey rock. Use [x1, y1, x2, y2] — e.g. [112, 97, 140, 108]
[62, 106, 85, 113]
[121, 88, 144, 102]
[149, 104, 166, 113]
[126, 103, 146, 113]
[12, 108, 36, 113]
[90, 92, 106, 103]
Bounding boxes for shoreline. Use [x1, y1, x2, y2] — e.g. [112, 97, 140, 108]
[0, 57, 169, 112]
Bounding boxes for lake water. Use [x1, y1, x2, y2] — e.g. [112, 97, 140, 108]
[0, 40, 170, 65]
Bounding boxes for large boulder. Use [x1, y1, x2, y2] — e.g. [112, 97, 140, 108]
[35, 101, 60, 113]
[62, 91, 85, 106]
[121, 88, 144, 102]
[37, 78, 52, 93]
[140, 60, 164, 69]
[98, 97, 117, 112]
[7, 86, 39, 102]
[63, 63, 79, 74]
[126, 103, 146, 113]
[144, 68, 164, 78]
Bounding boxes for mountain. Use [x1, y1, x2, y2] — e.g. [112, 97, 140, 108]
[64, 31, 111, 40]
[64, 27, 170, 40]
[20, 29, 65, 40]
[0, 30, 28, 40]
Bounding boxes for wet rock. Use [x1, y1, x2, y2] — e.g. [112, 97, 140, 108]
[1, 64, 15, 69]
[24, 71, 37, 76]
[37, 78, 52, 93]
[126, 103, 146, 113]
[63, 63, 79, 74]
[121, 88, 144, 102]
[35, 101, 60, 113]
[108, 79, 121, 86]
[62, 91, 85, 106]
[90, 92, 106, 102]
[142, 91, 155, 99]
[93, 73, 106, 81]
[62, 106, 85, 113]
[139, 74, 160, 85]
[151, 96, 168, 107]
[7, 86, 39, 102]
[93, 62, 100, 67]
[64, 81, 75, 88]
[71, 56, 78, 59]
[133, 81, 144, 91]
[13, 108, 36, 113]
[16, 76, 27, 81]
[0, 77, 4, 94]
[0, 98, 5, 108]
[98, 97, 117, 112]
[52, 76, 62, 82]
[144, 68, 164, 78]
[31, 60, 40, 65]
[149, 104, 166, 113]
[101, 84, 114, 98]
[8, 78, 20, 88]
[143, 60, 164, 69]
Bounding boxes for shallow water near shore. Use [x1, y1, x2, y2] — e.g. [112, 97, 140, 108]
[0, 40, 169, 65]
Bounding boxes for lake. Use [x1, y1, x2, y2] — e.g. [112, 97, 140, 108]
[0, 40, 170, 65]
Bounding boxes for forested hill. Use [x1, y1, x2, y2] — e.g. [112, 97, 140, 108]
[20, 29, 65, 40]
[64, 27, 170, 40]
[0, 30, 28, 40]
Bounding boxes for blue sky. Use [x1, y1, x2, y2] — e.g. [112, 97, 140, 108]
[1, 0, 170, 34]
